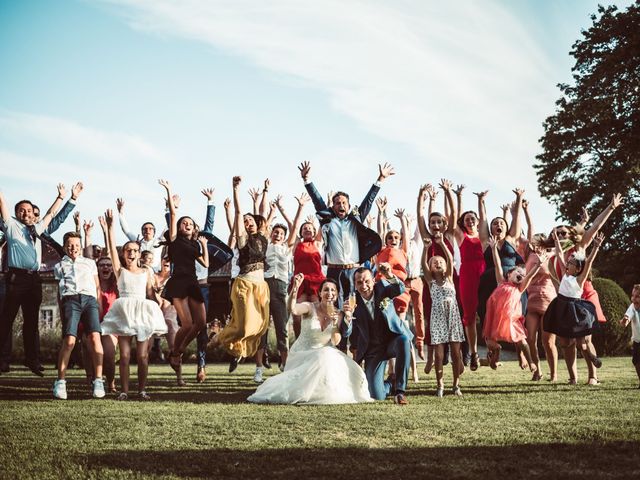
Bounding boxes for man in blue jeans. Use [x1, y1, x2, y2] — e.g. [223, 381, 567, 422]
[298, 161, 394, 351]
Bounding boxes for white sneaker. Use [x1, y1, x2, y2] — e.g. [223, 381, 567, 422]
[253, 367, 264, 383]
[53, 379, 67, 400]
[92, 378, 106, 399]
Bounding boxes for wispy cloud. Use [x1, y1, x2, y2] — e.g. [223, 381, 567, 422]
[103, 0, 557, 184]
[0, 111, 172, 240]
[0, 109, 171, 165]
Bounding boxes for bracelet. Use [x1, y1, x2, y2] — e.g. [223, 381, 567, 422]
[57, 195, 64, 200]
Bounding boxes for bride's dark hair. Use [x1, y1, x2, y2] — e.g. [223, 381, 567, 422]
[318, 278, 340, 308]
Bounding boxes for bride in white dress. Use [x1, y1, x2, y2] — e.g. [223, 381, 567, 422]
[248, 274, 372, 405]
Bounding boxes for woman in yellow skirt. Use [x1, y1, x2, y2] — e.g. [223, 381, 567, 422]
[211, 176, 270, 372]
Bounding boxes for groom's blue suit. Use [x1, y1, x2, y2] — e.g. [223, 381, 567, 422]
[342, 277, 413, 400]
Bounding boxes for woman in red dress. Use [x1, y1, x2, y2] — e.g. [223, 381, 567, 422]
[290, 218, 325, 338]
[448, 186, 485, 372]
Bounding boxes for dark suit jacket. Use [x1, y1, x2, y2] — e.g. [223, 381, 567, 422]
[342, 279, 412, 364]
[304, 181, 382, 264]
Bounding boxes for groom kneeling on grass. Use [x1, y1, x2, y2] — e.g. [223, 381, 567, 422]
[342, 263, 413, 405]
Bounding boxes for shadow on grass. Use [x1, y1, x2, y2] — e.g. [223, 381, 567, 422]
[84, 442, 640, 478]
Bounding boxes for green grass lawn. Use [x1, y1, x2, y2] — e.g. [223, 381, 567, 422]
[1, 357, 639, 479]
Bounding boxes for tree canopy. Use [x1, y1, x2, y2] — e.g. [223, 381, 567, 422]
[535, 1, 639, 290]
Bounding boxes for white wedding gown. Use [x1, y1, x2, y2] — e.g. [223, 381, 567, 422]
[247, 304, 372, 405]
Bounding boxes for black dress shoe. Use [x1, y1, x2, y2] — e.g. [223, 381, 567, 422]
[25, 362, 45, 377]
[229, 356, 240, 373]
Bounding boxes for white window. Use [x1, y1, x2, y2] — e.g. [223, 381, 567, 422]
[40, 309, 54, 329]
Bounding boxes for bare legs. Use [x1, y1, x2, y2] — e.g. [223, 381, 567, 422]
[559, 335, 600, 384]
[57, 332, 103, 381]
[541, 331, 558, 381]
[525, 311, 543, 380]
[117, 336, 150, 395]
[434, 342, 463, 395]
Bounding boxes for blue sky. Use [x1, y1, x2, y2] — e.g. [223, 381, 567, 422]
[0, 0, 632, 243]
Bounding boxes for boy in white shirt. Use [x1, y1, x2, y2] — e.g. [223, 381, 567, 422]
[621, 284, 640, 388]
[52, 232, 105, 399]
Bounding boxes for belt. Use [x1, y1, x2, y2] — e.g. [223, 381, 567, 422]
[327, 263, 358, 270]
[8, 267, 39, 275]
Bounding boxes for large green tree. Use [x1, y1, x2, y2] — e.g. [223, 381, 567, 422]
[535, 2, 639, 290]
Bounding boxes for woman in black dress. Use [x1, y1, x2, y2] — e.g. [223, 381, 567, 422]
[158, 179, 209, 373]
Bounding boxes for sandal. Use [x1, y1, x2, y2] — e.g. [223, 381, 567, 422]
[531, 370, 542, 381]
[176, 378, 187, 387]
[116, 392, 128, 401]
[587, 377, 600, 386]
[139, 391, 151, 401]
[470, 353, 479, 372]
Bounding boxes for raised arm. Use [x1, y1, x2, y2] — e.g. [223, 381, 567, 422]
[552, 229, 566, 274]
[519, 251, 545, 293]
[439, 179, 456, 238]
[233, 176, 247, 247]
[436, 232, 454, 281]
[0, 191, 10, 222]
[115, 198, 138, 241]
[98, 216, 110, 257]
[39, 183, 66, 230]
[288, 273, 311, 316]
[579, 193, 622, 249]
[223, 198, 233, 235]
[265, 201, 278, 229]
[454, 184, 465, 220]
[288, 193, 310, 247]
[395, 209, 409, 254]
[577, 233, 604, 288]
[201, 188, 215, 233]
[258, 179, 270, 218]
[507, 188, 524, 241]
[358, 163, 394, 221]
[299, 161, 329, 213]
[73, 211, 81, 234]
[46, 182, 82, 235]
[489, 237, 503, 284]
[416, 185, 429, 240]
[82, 220, 94, 251]
[196, 235, 209, 268]
[274, 195, 293, 231]
[376, 196, 388, 241]
[104, 210, 121, 277]
[420, 236, 434, 286]
[475, 190, 490, 248]
[522, 199, 533, 243]
[158, 180, 177, 241]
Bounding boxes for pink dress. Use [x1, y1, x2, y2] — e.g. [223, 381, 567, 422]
[458, 233, 485, 327]
[482, 282, 527, 343]
[525, 252, 556, 316]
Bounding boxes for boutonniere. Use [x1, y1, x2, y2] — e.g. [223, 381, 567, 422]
[350, 206, 360, 217]
[379, 297, 390, 310]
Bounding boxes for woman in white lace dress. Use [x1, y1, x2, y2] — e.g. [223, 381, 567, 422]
[100, 210, 167, 400]
[247, 274, 372, 405]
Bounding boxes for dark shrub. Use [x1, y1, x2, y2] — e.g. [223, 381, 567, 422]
[592, 278, 631, 356]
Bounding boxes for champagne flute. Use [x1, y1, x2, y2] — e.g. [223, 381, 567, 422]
[348, 292, 357, 310]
